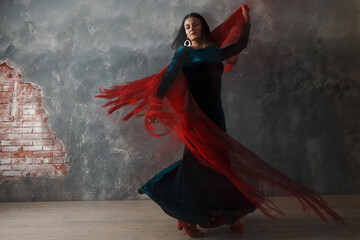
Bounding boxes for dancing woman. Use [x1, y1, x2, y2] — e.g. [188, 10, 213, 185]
[96, 3, 344, 238]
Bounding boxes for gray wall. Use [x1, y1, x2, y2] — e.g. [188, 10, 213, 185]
[0, 0, 359, 201]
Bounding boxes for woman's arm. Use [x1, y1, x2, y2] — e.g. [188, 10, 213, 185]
[157, 46, 191, 99]
[220, 4, 251, 60]
[220, 22, 251, 61]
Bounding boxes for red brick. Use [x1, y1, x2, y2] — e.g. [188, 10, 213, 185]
[22, 122, 43, 127]
[0, 140, 11, 145]
[2, 171, 23, 177]
[2, 85, 14, 91]
[0, 152, 11, 158]
[42, 145, 53, 151]
[0, 116, 10, 121]
[42, 133, 55, 139]
[21, 104, 35, 109]
[0, 165, 11, 171]
[0, 92, 13, 97]
[33, 139, 53, 145]
[11, 165, 30, 171]
[0, 127, 12, 133]
[23, 146, 42, 151]
[13, 127, 32, 133]
[0, 98, 8, 103]
[0, 134, 22, 140]
[53, 157, 65, 163]
[33, 158, 52, 164]
[22, 109, 36, 115]
[53, 151, 66, 157]
[11, 151, 26, 158]
[11, 158, 32, 164]
[20, 115, 43, 121]
[32, 152, 53, 158]
[22, 133, 43, 139]
[0, 158, 12, 164]
[53, 143, 63, 151]
[2, 146, 22, 152]
[11, 139, 32, 145]
[1, 121, 16, 127]
[32, 127, 49, 133]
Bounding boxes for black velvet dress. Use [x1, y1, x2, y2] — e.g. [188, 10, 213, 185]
[138, 23, 256, 227]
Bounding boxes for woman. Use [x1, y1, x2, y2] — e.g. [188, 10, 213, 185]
[138, 5, 254, 237]
[96, 4, 344, 238]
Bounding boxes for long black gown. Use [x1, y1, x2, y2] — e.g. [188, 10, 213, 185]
[138, 23, 256, 227]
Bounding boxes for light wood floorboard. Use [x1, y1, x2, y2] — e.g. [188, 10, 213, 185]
[0, 195, 359, 240]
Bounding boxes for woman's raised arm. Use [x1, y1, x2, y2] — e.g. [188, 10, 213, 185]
[220, 22, 251, 61]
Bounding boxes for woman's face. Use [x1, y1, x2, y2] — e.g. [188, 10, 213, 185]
[184, 17, 203, 42]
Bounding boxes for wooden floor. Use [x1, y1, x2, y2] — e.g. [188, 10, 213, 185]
[0, 195, 359, 240]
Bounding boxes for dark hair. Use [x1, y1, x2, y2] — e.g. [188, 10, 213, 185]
[171, 12, 213, 50]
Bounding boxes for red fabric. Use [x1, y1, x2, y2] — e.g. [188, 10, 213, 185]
[95, 5, 345, 225]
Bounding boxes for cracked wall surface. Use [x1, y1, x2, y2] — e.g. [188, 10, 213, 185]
[0, 0, 359, 201]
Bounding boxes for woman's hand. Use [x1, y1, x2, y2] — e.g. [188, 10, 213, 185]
[241, 4, 250, 23]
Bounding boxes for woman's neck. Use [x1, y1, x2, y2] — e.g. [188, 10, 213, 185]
[191, 40, 206, 49]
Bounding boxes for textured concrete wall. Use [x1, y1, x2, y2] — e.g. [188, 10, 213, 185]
[0, 0, 359, 201]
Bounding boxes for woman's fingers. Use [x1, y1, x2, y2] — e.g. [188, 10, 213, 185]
[241, 4, 250, 22]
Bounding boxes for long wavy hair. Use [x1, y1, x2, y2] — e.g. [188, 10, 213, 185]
[171, 12, 214, 50]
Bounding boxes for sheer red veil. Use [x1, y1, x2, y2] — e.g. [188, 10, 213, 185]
[95, 5, 344, 225]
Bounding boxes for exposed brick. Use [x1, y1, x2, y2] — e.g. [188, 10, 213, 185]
[11, 151, 26, 158]
[42, 133, 55, 139]
[0, 140, 11, 145]
[22, 104, 35, 109]
[32, 152, 53, 158]
[0, 165, 11, 171]
[11, 139, 33, 145]
[13, 127, 33, 133]
[2, 171, 23, 177]
[0, 62, 69, 181]
[1, 121, 17, 127]
[33, 158, 52, 164]
[53, 151, 66, 157]
[2, 85, 14, 91]
[22, 109, 36, 115]
[33, 139, 53, 145]
[11, 158, 32, 164]
[0, 158, 12, 164]
[22, 145, 43, 151]
[53, 144, 63, 151]
[32, 127, 49, 133]
[0, 134, 23, 140]
[22, 122, 43, 127]
[0, 127, 12, 133]
[11, 165, 29, 171]
[0, 92, 13, 97]
[53, 157, 65, 163]
[2, 146, 22, 152]
[22, 133, 43, 139]
[42, 145, 53, 151]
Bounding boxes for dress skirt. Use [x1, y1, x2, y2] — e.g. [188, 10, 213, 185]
[138, 145, 256, 227]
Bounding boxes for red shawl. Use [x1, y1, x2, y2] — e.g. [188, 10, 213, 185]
[95, 5, 344, 225]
